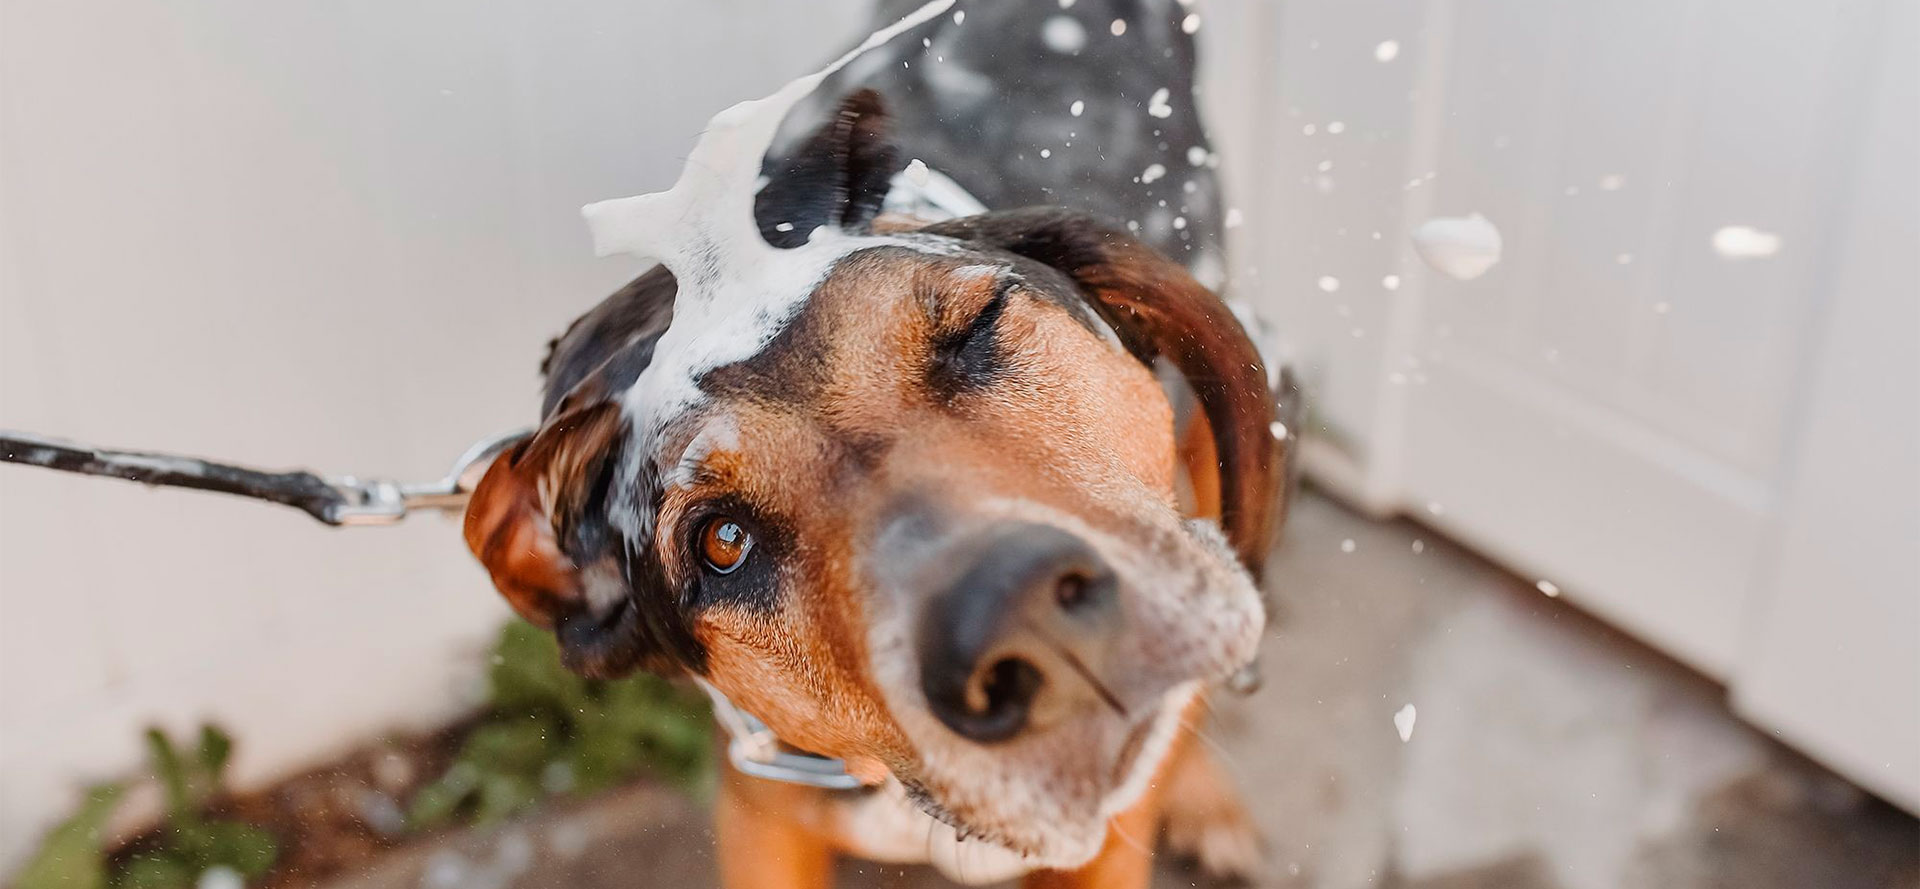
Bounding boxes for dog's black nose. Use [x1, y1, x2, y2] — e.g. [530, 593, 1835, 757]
[917, 523, 1121, 743]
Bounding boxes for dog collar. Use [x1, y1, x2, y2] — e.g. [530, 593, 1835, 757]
[697, 679, 866, 790]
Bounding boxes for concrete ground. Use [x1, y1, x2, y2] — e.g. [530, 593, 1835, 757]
[317, 493, 1919, 889]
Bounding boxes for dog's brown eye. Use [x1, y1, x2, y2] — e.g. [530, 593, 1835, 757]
[699, 517, 752, 574]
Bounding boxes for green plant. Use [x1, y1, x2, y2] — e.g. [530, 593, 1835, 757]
[14, 784, 123, 889]
[407, 621, 713, 828]
[14, 726, 277, 889]
[113, 726, 277, 889]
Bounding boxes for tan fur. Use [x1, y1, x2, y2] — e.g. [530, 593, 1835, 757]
[467, 229, 1273, 887]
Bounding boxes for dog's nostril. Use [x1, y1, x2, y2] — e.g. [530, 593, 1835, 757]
[1054, 574, 1088, 609]
[917, 523, 1119, 742]
[974, 657, 1044, 717]
[932, 655, 1043, 743]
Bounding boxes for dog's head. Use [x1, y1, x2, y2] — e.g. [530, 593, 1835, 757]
[464, 89, 1276, 867]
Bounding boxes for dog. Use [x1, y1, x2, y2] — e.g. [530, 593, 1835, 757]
[463, 3, 1292, 886]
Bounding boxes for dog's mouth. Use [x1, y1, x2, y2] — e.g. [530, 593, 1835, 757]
[858, 500, 1266, 867]
[887, 678, 1208, 863]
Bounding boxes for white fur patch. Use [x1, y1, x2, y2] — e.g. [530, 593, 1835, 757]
[578, 1, 961, 546]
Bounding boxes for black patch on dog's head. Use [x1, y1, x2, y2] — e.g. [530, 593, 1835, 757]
[755, 89, 899, 248]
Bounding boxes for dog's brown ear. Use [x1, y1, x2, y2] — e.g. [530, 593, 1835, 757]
[465, 396, 698, 678]
[463, 400, 623, 632]
[755, 88, 899, 247]
[922, 209, 1282, 575]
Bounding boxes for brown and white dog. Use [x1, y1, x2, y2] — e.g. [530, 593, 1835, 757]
[462, 5, 1289, 886]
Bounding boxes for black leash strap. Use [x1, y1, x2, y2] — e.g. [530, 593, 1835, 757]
[0, 429, 528, 527]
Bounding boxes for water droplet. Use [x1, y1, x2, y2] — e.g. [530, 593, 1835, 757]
[1393, 704, 1417, 742]
[1712, 225, 1782, 260]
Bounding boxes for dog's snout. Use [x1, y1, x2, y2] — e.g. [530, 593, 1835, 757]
[917, 523, 1121, 743]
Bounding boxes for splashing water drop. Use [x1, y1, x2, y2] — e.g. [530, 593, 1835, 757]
[1394, 704, 1417, 742]
[1711, 225, 1782, 260]
[1411, 214, 1503, 281]
[1375, 40, 1401, 62]
[1042, 16, 1087, 53]
[1147, 87, 1173, 119]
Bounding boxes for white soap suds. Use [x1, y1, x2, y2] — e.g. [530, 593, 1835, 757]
[1411, 214, 1503, 281]
[579, 0, 958, 539]
[1147, 87, 1173, 119]
[1394, 704, 1418, 742]
[904, 157, 931, 187]
[1069, 99, 1085, 117]
[1711, 225, 1782, 260]
[1140, 162, 1167, 184]
[1042, 15, 1087, 53]
[1186, 145, 1209, 166]
[1181, 13, 1201, 34]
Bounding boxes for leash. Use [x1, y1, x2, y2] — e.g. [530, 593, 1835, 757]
[0, 428, 530, 526]
[0, 168, 1257, 793]
[0, 425, 868, 788]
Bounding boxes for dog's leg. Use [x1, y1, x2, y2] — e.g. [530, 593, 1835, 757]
[1160, 735, 1264, 881]
[715, 764, 837, 889]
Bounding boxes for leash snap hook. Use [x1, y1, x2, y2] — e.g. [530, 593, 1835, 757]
[325, 428, 530, 526]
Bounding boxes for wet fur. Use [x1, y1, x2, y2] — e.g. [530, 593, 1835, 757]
[464, 29, 1281, 883]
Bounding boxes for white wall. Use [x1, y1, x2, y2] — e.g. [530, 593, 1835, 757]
[1201, 0, 1918, 810]
[0, 0, 867, 866]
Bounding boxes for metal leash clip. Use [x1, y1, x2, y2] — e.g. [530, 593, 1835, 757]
[325, 429, 531, 526]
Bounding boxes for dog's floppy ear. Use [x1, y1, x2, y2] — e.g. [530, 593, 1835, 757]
[464, 392, 697, 678]
[923, 209, 1283, 575]
[755, 88, 899, 247]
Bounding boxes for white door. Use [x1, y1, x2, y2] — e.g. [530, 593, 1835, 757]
[1201, 0, 1918, 810]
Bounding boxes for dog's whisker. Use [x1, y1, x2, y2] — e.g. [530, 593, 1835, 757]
[1109, 819, 1155, 858]
[1020, 617, 1129, 719]
[1179, 714, 1250, 780]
